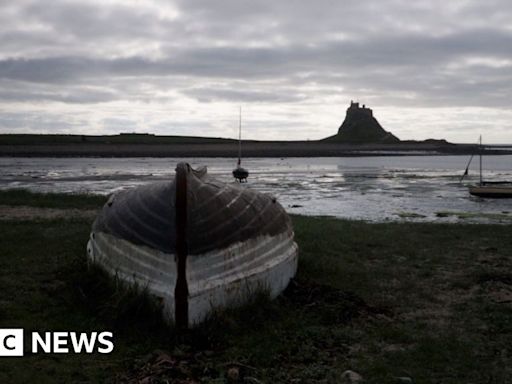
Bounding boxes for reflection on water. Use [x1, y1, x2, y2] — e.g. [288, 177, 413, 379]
[1, 156, 511, 223]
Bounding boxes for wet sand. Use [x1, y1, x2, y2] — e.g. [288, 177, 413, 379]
[2, 156, 512, 223]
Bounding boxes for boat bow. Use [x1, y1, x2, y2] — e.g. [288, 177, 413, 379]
[87, 162, 298, 326]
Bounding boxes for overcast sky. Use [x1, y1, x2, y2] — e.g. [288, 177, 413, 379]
[1, 0, 511, 143]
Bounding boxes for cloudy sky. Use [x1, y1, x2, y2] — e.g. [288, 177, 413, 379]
[1, 0, 511, 143]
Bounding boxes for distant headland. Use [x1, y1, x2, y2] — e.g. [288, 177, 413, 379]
[323, 101, 449, 146]
[0, 102, 509, 157]
[324, 101, 400, 143]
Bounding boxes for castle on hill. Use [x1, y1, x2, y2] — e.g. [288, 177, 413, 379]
[323, 101, 400, 144]
[346, 101, 373, 118]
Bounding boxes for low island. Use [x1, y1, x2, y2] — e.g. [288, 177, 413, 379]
[1, 102, 509, 157]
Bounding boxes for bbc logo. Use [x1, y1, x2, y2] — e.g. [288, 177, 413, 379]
[0, 329, 24, 357]
[0, 329, 114, 356]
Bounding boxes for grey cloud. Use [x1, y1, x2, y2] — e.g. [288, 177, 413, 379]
[182, 88, 307, 103]
[23, 1, 167, 40]
[1, 0, 512, 141]
[1, 27, 511, 109]
[1, 26, 511, 80]
[0, 111, 88, 133]
[101, 117, 139, 131]
[0, 82, 119, 104]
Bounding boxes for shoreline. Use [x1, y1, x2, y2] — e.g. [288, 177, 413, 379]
[2, 142, 511, 157]
[2, 189, 511, 225]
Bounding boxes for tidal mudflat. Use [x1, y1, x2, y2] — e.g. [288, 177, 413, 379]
[1, 155, 512, 223]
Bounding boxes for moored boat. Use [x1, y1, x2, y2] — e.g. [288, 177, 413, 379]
[232, 165, 249, 182]
[469, 183, 512, 198]
[233, 106, 249, 182]
[86, 162, 298, 327]
[461, 136, 512, 199]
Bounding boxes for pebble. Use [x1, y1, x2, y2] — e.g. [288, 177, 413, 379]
[341, 370, 364, 383]
[226, 367, 240, 382]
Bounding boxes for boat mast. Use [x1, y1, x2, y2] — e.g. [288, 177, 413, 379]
[237, 106, 242, 167]
[479, 135, 483, 186]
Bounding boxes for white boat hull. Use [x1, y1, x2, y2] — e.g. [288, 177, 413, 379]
[87, 162, 299, 327]
[87, 230, 298, 325]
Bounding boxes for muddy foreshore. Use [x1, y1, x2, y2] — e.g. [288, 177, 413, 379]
[1, 141, 507, 157]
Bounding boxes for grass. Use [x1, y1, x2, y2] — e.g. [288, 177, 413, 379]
[0, 194, 511, 383]
[436, 210, 512, 222]
[0, 189, 108, 209]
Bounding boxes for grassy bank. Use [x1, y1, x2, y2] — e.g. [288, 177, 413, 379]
[0, 189, 107, 209]
[0, 192, 511, 383]
[0, 133, 236, 145]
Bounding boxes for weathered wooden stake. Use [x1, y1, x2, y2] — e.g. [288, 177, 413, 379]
[175, 163, 189, 330]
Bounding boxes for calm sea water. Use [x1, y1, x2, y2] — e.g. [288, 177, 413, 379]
[1, 156, 511, 223]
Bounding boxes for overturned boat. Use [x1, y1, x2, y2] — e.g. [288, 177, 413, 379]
[87, 162, 298, 327]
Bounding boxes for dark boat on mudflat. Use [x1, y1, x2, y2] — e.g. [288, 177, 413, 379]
[87, 162, 298, 327]
[461, 136, 512, 199]
[232, 165, 249, 182]
[233, 107, 249, 182]
[469, 182, 512, 198]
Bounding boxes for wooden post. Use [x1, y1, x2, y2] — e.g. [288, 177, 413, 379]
[175, 163, 189, 330]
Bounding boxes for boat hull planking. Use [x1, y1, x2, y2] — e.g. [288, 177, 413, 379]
[87, 230, 297, 325]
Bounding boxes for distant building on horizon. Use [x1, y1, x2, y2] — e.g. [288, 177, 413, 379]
[347, 100, 373, 118]
[119, 132, 155, 136]
[322, 101, 399, 144]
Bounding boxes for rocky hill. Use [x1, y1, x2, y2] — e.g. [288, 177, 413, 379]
[324, 101, 400, 143]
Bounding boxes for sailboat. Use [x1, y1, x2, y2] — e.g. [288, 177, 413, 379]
[461, 136, 512, 198]
[232, 106, 249, 182]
